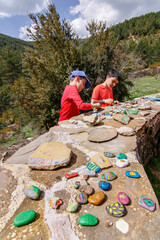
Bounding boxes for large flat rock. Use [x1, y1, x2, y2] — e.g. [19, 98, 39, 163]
[28, 142, 72, 170]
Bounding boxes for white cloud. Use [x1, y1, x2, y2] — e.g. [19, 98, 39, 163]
[69, 0, 160, 38]
[0, 0, 49, 18]
[70, 0, 118, 37]
[19, 24, 36, 41]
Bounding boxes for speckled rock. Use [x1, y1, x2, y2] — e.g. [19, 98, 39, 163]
[24, 185, 40, 200]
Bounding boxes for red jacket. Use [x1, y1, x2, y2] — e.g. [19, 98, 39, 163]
[58, 85, 92, 122]
[91, 84, 113, 107]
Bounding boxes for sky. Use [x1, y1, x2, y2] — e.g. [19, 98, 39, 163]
[0, 0, 160, 41]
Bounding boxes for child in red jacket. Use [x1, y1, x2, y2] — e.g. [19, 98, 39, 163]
[91, 69, 121, 107]
[58, 70, 100, 122]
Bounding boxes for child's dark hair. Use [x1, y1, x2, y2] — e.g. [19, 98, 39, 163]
[107, 69, 121, 81]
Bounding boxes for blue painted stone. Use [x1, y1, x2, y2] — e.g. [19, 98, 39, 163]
[125, 170, 140, 178]
[103, 152, 115, 158]
[24, 185, 40, 200]
[98, 180, 110, 190]
[86, 163, 101, 173]
[116, 153, 127, 159]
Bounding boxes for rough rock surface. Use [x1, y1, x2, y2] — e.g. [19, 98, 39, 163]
[1, 93, 160, 240]
[28, 142, 72, 170]
[88, 127, 118, 142]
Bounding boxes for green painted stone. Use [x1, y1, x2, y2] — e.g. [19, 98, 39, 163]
[24, 185, 40, 200]
[78, 214, 99, 226]
[67, 202, 79, 213]
[130, 109, 138, 114]
[14, 210, 36, 227]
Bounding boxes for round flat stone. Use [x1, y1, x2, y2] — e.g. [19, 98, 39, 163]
[118, 192, 130, 205]
[125, 170, 140, 178]
[76, 193, 88, 204]
[116, 159, 129, 168]
[67, 202, 79, 213]
[88, 127, 118, 143]
[24, 185, 40, 200]
[106, 202, 125, 217]
[14, 210, 36, 227]
[102, 172, 117, 181]
[98, 181, 110, 190]
[88, 191, 105, 205]
[116, 153, 127, 159]
[78, 214, 99, 226]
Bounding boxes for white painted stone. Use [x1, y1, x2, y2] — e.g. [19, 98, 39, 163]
[116, 219, 129, 234]
[116, 159, 129, 168]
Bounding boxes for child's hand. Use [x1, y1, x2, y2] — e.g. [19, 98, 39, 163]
[91, 103, 101, 109]
[114, 100, 120, 105]
[104, 98, 114, 105]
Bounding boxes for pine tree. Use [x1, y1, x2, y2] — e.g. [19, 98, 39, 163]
[13, 3, 82, 129]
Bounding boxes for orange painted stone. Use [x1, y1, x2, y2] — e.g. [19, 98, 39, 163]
[88, 192, 105, 206]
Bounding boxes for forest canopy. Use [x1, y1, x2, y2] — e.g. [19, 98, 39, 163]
[0, 5, 160, 131]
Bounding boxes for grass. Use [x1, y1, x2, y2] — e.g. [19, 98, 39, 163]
[145, 153, 160, 204]
[127, 75, 160, 100]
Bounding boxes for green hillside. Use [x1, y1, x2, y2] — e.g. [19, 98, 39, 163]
[0, 33, 33, 52]
[110, 11, 160, 40]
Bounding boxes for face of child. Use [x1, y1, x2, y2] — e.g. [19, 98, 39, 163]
[108, 77, 119, 88]
[77, 77, 87, 92]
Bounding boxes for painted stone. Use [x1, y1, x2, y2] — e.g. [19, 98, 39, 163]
[102, 172, 117, 181]
[116, 153, 127, 159]
[65, 172, 78, 179]
[138, 195, 156, 211]
[129, 109, 138, 114]
[80, 185, 94, 195]
[49, 197, 63, 209]
[116, 159, 129, 168]
[106, 202, 125, 217]
[78, 214, 99, 226]
[113, 114, 130, 125]
[103, 152, 115, 158]
[76, 193, 88, 204]
[88, 127, 118, 143]
[67, 202, 79, 213]
[74, 181, 80, 189]
[83, 169, 97, 177]
[28, 142, 72, 170]
[91, 153, 112, 169]
[24, 185, 40, 200]
[125, 109, 135, 119]
[125, 170, 140, 178]
[118, 192, 130, 205]
[14, 210, 36, 227]
[88, 191, 105, 205]
[86, 163, 101, 173]
[98, 181, 110, 191]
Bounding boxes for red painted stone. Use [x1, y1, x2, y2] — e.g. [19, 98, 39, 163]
[65, 172, 79, 179]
